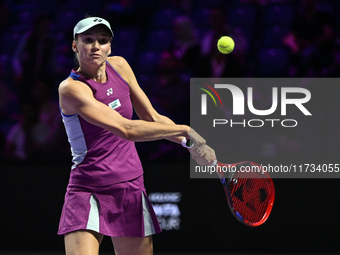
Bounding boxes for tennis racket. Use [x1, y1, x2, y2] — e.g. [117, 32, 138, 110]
[212, 160, 275, 227]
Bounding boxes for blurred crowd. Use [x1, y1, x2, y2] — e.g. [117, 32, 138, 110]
[0, 0, 339, 162]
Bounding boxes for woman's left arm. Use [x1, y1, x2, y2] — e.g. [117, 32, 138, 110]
[108, 56, 184, 144]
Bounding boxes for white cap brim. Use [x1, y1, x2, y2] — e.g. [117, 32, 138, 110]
[73, 17, 113, 39]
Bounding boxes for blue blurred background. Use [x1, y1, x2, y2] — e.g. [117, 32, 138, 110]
[1, 0, 340, 254]
[1, 0, 340, 162]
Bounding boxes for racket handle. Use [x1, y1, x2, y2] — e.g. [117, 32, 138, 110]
[212, 159, 225, 181]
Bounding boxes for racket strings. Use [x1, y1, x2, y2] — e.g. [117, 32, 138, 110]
[229, 170, 273, 224]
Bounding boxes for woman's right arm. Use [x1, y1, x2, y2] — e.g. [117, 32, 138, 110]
[58, 78, 190, 142]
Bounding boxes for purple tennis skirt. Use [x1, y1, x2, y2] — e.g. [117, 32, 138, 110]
[57, 174, 161, 237]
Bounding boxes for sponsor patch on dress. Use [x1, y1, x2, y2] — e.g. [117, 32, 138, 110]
[108, 99, 121, 110]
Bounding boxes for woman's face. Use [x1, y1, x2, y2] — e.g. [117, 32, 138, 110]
[73, 25, 112, 66]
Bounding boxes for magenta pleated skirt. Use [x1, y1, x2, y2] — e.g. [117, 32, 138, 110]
[57, 174, 161, 237]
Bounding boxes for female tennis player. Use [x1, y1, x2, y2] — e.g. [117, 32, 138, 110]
[58, 17, 215, 255]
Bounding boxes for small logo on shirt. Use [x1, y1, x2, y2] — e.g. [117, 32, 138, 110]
[108, 99, 121, 110]
[107, 88, 113, 96]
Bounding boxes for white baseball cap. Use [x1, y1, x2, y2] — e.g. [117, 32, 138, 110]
[73, 17, 114, 39]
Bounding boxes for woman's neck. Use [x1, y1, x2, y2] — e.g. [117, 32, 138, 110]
[77, 62, 107, 83]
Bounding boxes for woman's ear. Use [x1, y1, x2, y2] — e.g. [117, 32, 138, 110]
[72, 41, 78, 53]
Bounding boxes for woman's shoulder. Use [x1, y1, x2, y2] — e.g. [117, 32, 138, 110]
[58, 76, 88, 96]
[107, 56, 132, 84]
[59, 76, 80, 88]
[107, 56, 130, 70]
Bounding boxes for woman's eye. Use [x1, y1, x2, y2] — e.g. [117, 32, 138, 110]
[84, 38, 93, 43]
[99, 39, 108, 44]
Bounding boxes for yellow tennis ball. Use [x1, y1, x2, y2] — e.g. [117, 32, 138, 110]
[217, 36, 235, 54]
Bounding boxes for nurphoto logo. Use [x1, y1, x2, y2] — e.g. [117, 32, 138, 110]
[194, 79, 312, 128]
